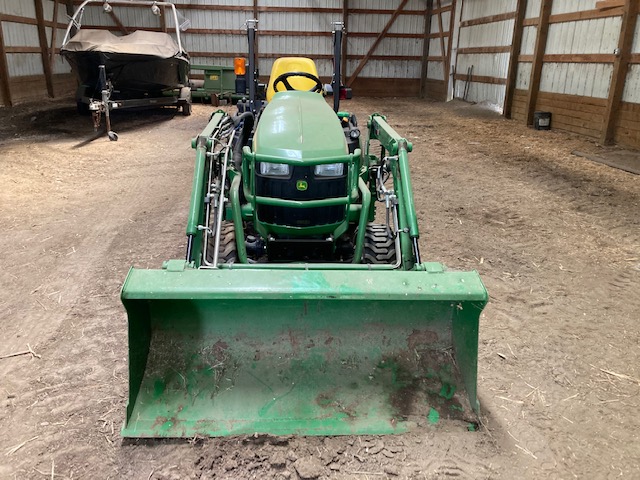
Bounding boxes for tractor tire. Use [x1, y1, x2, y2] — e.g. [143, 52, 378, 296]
[362, 224, 397, 264]
[206, 221, 237, 264]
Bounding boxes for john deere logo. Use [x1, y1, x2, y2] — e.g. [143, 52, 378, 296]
[296, 180, 308, 191]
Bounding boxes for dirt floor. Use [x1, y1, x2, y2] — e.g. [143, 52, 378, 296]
[0, 96, 638, 480]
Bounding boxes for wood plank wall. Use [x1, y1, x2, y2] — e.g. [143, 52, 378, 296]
[503, 0, 640, 149]
[0, 1, 76, 106]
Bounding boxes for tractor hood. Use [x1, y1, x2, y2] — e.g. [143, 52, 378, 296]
[253, 91, 348, 161]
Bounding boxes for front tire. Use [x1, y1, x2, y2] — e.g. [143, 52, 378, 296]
[362, 224, 397, 264]
[206, 221, 237, 264]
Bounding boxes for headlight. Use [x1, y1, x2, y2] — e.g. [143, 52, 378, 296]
[314, 163, 344, 177]
[259, 162, 290, 176]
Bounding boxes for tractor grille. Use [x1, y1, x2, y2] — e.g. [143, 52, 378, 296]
[256, 165, 347, 227]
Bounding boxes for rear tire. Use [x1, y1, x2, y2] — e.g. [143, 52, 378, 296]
[206, 221, 237, 264]
[363, 224, 397, 264]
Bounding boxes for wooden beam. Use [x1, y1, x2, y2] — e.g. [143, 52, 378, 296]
[460, 11, 517, 28]
[525, 0, 552, 126]
[601, 0, 639, 144]
[596, 0, 625, 9]
[453, 73, 506, 85]
[519, 53, 617, 63]
[346, 0, 409, 87]
[504, 0, 526, 119]
[341, 0, 349, 82]
[523, 6, 624, 26]
[108, 10, 129, 35]
[420, 0, 433, 98]
[458, 45, 512, 55]
[34, 0, 55, 98]
[0, 15, 13, 106]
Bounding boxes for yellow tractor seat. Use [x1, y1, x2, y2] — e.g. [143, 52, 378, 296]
[266, 57, 322, 102]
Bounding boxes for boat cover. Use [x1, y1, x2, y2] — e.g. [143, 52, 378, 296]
[63, 29, 182, 58]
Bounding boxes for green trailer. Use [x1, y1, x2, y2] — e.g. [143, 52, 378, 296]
[190, 64, 245, 105]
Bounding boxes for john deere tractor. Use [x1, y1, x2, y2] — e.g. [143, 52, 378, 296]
[120, 21, 488, 437]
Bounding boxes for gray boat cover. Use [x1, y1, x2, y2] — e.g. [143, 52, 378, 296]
[62, 29, 182, 58]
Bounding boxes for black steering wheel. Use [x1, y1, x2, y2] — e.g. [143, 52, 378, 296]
[272, 71, 323, 94]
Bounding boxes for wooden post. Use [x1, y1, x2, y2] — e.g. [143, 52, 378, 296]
[445, 0, 456, 97]
[601, 0, 639, 144]
[420, 0, 433, 98]
[253, 0, 259, 60]
[525, 0, 552, 126]
[49, 0, 60, 71]
[347, 0, 408, 87]
[436, 0, 446, 83]
[503, 0, 527, 118]
[452, 0, 465, 99]
[34, 0, 55, 98]
[342, 0, 349, 82]
[160, 5, 168, 33]
[0, 16, 13, 106]
[65, 0, 77, 37]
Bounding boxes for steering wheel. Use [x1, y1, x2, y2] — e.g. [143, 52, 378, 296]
[272, 71, 323, 94]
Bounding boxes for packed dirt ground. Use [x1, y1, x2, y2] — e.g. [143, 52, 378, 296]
[0, 96, 638, 479]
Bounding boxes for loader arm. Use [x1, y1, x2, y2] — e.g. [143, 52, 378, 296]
[367, 114, 421, 269]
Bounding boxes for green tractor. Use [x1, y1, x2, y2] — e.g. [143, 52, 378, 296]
[120, 22, 488, 437]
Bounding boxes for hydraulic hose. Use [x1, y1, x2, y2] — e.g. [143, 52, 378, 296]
[232, 112, 255, 170]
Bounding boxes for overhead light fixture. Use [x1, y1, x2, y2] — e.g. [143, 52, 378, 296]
[151, 2, 161, 16]
[103, 1, 112, 13]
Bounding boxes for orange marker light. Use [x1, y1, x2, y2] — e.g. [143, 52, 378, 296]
[234, 58, 246, 76]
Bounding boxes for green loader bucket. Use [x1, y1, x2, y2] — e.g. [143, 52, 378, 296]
[121, 264, 487, 437]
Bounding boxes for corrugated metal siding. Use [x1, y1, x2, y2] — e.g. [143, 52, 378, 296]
[349, 0, 424, 10]
[455, 0, 516, 109]
[632, 14, 640, 53]
[539, 63, 613, 98]
[346, 0, 424, 79]
[515, 61, 532, 90]
[458, 19, 514, 47]
[425, 0, 450, 83]
[622, 65, 640, 103]
[624, 16, 640, 103]
[7, 53, 43, 77]
[461, 0, 516, 21]
[551, 0, 597, 16]
[525, 0, 542, 19]
[546, 17, 621, 55]
[2, 22, 40, 48]
[0, 0, 36, 18]
[520, 25, 536, 55]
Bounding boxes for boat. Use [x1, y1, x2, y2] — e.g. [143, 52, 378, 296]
[62, 29, 190, 99]
[61, 1, 192, 139]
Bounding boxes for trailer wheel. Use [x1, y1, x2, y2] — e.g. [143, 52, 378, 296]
[206, 221, 237, 264]
[363, 224, 397, 264]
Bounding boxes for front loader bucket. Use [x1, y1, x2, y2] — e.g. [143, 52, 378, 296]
[121, 264, 487, 437]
